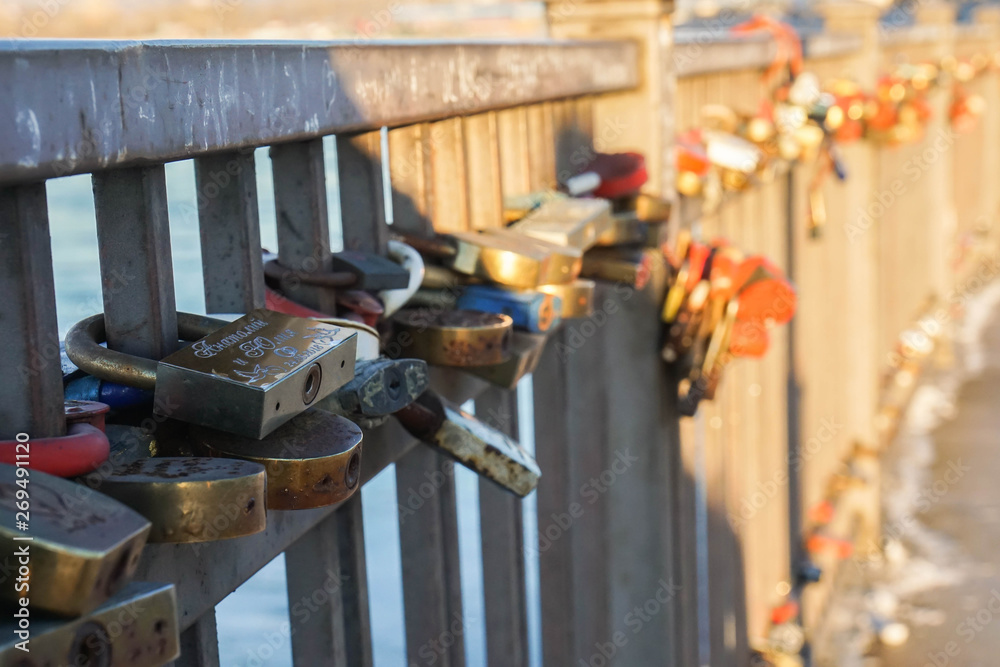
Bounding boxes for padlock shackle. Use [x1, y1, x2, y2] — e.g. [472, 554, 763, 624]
[263, 258, 357, 289]
[64, 312, 229, 390]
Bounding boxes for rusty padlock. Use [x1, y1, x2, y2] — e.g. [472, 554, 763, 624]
[0, 463, 150, 616]
[64, 309, 357, 439]
[388, 309, 513, 367]
[0, 581, 180, 666]
[87, 457, 267, 543]
[191, 409, 362, 511]
[395, 390, 540, 496]
[463, 331, 549, 390]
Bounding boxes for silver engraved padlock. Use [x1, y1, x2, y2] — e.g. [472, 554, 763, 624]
[64, 309, 358, 439]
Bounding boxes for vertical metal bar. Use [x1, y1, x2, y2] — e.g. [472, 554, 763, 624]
[532, 318, 610, 666]
[429, 117, 470, 233]
[526, 104, 556, 192]
[174, 608, 220, 667]
[388, 118, 466, 664]
[463, 113, 503, 230]
[270, 139, 335, 313]
[0, 183, 64, 438]
[282, 129, 382, 665]
[285, 498, 373, 667]
[92, 165, 177, 359]
[195, 150, 265, 314]
[396, 448, 466, 666]
[599, 275, 680, 667]
[337, 132, 388, 254]
[496, 108, 531, 200]
[475, 388, 529, 667]
[388, 124, 435, 237]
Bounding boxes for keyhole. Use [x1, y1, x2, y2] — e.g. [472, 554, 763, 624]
[302, 364, 322, 405]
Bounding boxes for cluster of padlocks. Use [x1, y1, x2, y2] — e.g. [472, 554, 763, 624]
[676, 16, 992, 240]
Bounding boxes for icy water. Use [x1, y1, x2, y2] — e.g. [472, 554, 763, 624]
[46, 142, 542, 666]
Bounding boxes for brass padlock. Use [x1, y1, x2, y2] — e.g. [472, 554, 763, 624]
[537, 279, 596, 319]
[593, 212, 650, 247]
[395, 391, 540, 496]
[0, 581, 180, 666]
[192, 409, 362, 511]
[483, 229, 583, 284]
[64, 310, 358, 439]
[389, 309, 513, 367]
[401, 230, 559, 289]
[614, 192, 672, 224]
[463, 332, 548, 390]
[0, 463, 150, 616]
[509, 197, 614, 250]
[581, 247, 655, 289]
[88, 457, 267, 543]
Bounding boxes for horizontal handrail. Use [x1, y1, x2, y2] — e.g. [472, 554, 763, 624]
[674, 28, 863, 78]
[0, 38, 639, 185]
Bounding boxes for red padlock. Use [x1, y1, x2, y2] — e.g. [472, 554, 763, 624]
[0, 401, 111, 477]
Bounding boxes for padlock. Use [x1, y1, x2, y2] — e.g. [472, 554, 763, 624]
[502, 191, 566, 223]
[806, 531, 853, 560]
[795, 560, 823, 585]
[0, 463, 150, 616]
[537, 279, 596, 319]
[264, 249, 410, 291]
[704, 131, 763, 190]
[395, 390, 540, 496]
[191, 409, 362, 511]
[563, 151, 648, 199]
[463, 331, 548, 390]
[0, 581, 180, 666]
[580, 247, 655, 289]
[455, 285, 562, 334]
[509, 197, 614, 250]
[64, 309, 358, 440]
[402, 230, 573, 289]
[676, 131, 711, 197]
[613, 192, 672, 224]
[313, 318, 429, 423]
[0, 400, 111, 477]
[593, 212, 651, 247]
[734, 256, 796, 326]
[484, 229, 583, 283]
[87, 457, 267, 543]
[389, 309, 513, 367]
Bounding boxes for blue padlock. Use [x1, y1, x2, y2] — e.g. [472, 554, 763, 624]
[456, 285, 562, 334]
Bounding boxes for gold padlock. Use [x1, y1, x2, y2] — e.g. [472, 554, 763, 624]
[88, 457, 267, 543]
[441, 231, 557, 288]
[537, 279, 596, 319]
[509, 197, 614, 250]
[593, 212, 650, 247]
[0, 463, 150, 616]
[0, 581, 180, 666]
[192, 409, 362, 511]
[389, 309, 513, 367]
[483, 229, 583, 284]
[581, 247, 655, 289]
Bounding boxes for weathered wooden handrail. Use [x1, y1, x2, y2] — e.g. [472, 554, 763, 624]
[0, 39, 638, 184]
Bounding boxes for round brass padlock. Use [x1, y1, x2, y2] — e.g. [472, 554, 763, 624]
[192, 411, 363, 511]
[389, 309, 513, 367]
[89, 457, 267, 543]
